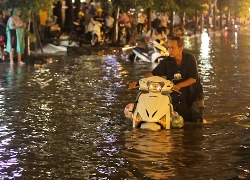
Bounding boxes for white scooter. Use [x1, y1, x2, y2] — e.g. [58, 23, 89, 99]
[122, 40, 169, 63]
[87, 18, 103, 46]
[124, 76, 184, 131]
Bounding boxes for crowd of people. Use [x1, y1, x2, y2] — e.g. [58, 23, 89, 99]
[0, 2, 205, 123]
[59, 1, 176, 46]
[0, 1, 181, 64]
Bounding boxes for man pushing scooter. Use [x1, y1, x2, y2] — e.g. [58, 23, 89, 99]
[129, 36, 205, 123]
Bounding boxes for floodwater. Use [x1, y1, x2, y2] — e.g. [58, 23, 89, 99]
[0, 29, 250, 180]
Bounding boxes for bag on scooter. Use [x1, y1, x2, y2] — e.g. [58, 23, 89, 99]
[171, 111, 184, 128]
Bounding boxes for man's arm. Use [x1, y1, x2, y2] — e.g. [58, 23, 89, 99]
[173, 78, 196, 91]
[128, 72, 153, 89]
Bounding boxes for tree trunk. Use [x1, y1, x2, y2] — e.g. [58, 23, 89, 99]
[146, 8, 151, 31]
[169, 11, 175, 36]
[200, 10, 204, 33]
[111, 6, 119, 44]
[53, 1, 63, 27]
[65, 0, 74, 31]
[213, 4, 216, 31]
[32, 14, 44, 56]
[25, 12, 31, 56]
[194, 10, 198, 35]
[219, 10, 223, 30]
[226, 9, 230, 27]
[182, 12, 186, 26]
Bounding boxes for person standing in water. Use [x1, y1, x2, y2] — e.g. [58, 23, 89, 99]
[6, 8, 26, 65]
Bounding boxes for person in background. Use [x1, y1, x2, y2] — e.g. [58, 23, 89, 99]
[89, 1, 96, 17]
[84, 7, 91, 32]
[144, 26, 167, 49]
[104, 13, 114, 43]
[39, 4, 48, 40]
[75, 11, 85, 36]
[6, 8, 26, 65]
[150, 10, 156, 27]
[161, 11, 168, 34]
[152, 13, 161, 28]
[0, 11, 7, 44]
[130, 12, 138, 45]
[174, 13, 180, 26]
[129, 36, 204, 123]
[84, 7, 92, 44]
[74, 11, 85, 45]
[137, 11, 146, 34]
[94, 8, 105, 32]
[117, 10, 131, 45]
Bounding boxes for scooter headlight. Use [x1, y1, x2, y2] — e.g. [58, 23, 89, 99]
[147, 81, 165, 92]
[158, 115, 166, 129]
[135, 112, 142, 127]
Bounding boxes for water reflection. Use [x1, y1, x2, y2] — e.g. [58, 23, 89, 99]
[124, 130, 175, 179]
[199, 32, 213, 85]
[124, 124, 205, 179]
[0, 64, 29, 179]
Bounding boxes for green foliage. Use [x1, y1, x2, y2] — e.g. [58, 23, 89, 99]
[1, 0, 59, 19]
[26, 30, 36, 42]
[153, 0, 178, 12]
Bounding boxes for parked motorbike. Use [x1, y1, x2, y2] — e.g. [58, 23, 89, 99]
[87, 18, 103, 46]
[124, 76, 184, 131]
[122, 40, 169, 63]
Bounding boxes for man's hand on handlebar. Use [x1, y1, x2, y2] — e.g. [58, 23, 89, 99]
[128, 82, 139, 89]
[172, 84, 182, 94]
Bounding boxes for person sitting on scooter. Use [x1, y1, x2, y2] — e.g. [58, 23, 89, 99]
[94, 8, 105, 34]
[145, 26, 167, 50]
[74, 11, 85, 38]
[129, 36, 204, 123]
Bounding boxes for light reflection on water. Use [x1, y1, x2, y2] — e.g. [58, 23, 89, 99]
[0, 31, 250, 179]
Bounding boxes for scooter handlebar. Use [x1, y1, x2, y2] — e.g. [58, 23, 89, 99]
[171, 89, 182, 94]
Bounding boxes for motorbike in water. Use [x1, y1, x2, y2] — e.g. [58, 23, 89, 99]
[122, 40, 169, 63]
[124, 76, 184, 131]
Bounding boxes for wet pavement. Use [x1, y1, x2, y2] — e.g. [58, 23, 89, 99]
[0, 29, 250, 179]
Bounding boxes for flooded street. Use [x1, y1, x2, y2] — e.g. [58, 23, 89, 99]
[1, 29, 250, 179]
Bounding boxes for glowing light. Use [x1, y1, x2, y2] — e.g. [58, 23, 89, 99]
[198, 32, 214, 84]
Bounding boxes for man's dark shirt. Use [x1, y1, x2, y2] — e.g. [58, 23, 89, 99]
[151, 52, 204, 107]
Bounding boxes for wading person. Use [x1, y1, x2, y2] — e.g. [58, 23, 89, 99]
[6, 8, 26, 65]
[129, 36, 204, 122]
